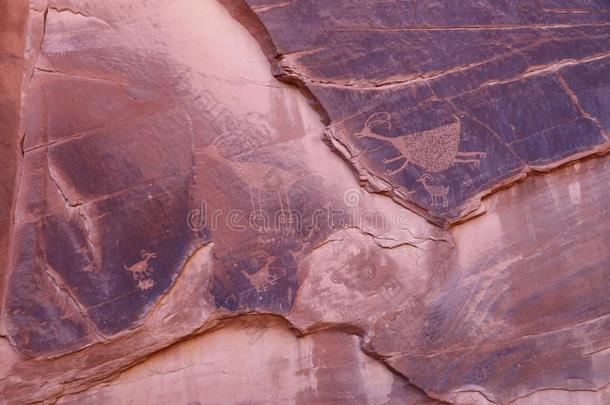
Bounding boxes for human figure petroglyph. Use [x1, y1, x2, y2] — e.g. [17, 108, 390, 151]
[196, 132, 299, 214]
[124, 250, 156, 290]
[355, 112, 487, 174]
[418, 174, 449, 208]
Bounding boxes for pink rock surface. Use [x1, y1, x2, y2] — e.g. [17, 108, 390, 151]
[0, 1, 609, 404]
[0, 0, 28, 321]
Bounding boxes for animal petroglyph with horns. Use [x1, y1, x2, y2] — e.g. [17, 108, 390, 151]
[418, 174, 449, 208]
[355, 112, 487, 175]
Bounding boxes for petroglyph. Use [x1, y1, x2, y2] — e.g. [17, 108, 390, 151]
[124, 250, 156, 291]
[197, 132, 299, 213]
[194, 91, 301, 213]
[356, 113, 487, 174]
[241, 260, 286, 294]
[418, 174, 449, 208]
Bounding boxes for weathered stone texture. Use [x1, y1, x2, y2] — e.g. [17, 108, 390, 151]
[0, 0, 28, 315]
[237, 0, 610, 225]
[0, 1, 609, 404]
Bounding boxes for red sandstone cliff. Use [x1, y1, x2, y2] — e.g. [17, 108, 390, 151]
[1, 1, 609, 404]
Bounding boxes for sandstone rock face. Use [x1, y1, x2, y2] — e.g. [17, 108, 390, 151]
[0, 0, 609, 404]
[230, 0, 610, 226]
[0, 0, 28, 322]
[56, 317, 434, 405]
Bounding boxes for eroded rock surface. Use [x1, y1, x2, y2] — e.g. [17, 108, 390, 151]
[0, 1, 609, 404]
[56, 317, 436, 405]
[0, 0, 28, 321]
[228, 0, 610, 225]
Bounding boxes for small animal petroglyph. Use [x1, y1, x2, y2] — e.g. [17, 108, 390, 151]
[355, 112, 487, 174]
[418, 174, 449, 208]
[124, 250, 156, 291]
[241, 257, 285, 294]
